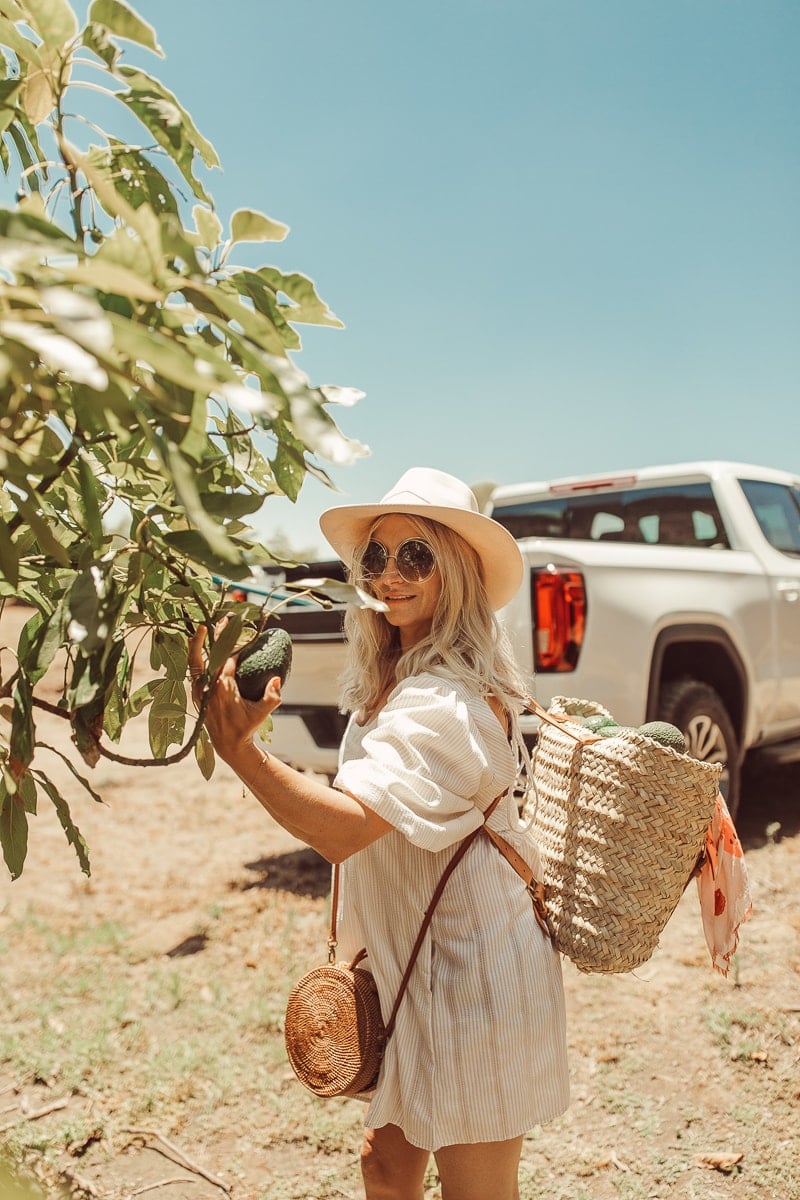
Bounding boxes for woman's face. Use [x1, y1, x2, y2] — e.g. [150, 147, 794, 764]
[362, 515, 442, 650]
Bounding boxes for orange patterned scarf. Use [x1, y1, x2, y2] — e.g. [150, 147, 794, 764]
[696, 793, 753, 975]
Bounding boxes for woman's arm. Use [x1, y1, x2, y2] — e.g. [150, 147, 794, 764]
[189, 626, 392, 863]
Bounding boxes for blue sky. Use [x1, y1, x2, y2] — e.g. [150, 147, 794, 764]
[36, 3, 800, 554]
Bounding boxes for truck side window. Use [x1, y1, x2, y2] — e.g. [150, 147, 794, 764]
[492, 483, 730, 548]
[739, 479, 800, 556]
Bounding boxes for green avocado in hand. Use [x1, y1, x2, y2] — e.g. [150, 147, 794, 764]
[235, 628, 293, 701]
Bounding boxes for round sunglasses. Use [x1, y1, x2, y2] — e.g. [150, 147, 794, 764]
[358, 537, 437, 583]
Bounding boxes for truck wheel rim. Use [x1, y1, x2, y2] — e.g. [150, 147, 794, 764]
[684, 715, 731, 798]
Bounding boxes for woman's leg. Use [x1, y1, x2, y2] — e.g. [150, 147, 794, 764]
[433, 1136, 523, 1200]
[360, 1123, 430, 1200]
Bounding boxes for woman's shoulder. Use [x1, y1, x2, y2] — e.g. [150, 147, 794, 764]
[385, 672, 487, 716]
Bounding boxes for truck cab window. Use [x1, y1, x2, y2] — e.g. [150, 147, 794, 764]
[739, 479, 800, 556]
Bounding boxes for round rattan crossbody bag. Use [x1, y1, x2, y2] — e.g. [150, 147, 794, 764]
[284, 793, 514, 1098]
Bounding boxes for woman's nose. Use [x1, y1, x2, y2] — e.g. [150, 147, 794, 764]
[380, 554, 402, 579]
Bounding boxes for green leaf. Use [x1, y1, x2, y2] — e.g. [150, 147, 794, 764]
[108, 313, 229, 393]
[76, 455, 104, 544]
[33, 772, 92, 875]
[16, 605, 62, 684]
[18, 769, 37, 815]
[56, 258, 163, 302]
[34, 613, 65, 679]
[148, 678, 187, 757]
[0, 16, 43, 68]
[0, 779, 28, 880]
[87, 0, 162, 56]
[21, 0, 78, 51]
[22, 59, 56, 124]
[256, 267, 343, 328]
[229, 208, 288, 246]
[161, 528, 246, 574]
[0, 1, 29, 21]
[0, 204, 77, 247]
[0, 516, 19, 588]
[37, 740, 106, 805]
[69, 646, 102, 703]
[126, 678, 160, 719]
[287, 392, 370, 467]
[10, 674, 34, 767]
[12, 494, 70, 566]
[102, 645, 130, 743]
[161, 441, 247, 565]
[0, 77, 23, 137]
[102, 143, 181, 214]
[64, 142, 163, 262]
[81, 20, 120, 68]
[270, 436, 307, 503]
[181, 277, 289, 357]
[90, 211, 161, 277]
[290, 577, 389, 613]
[194, 726, 215, 780]
[66, 566, 111, 655]
[117, 65, 219, 205]
[194, 204, 222, 249]
[207, 610, 244, 673]
[150, 628, 187, 679]
[201, 488, 264, 520]
[227, 268, 299, 351]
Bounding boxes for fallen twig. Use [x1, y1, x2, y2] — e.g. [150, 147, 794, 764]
[131, 1178, 200, 1196]
[122, 1129, 230, 1197]
[62, 1167, 100, 1198]
[0, 1095, 70, 1133]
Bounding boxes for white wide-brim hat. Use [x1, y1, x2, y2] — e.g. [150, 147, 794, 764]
[319, 467, 523, 611]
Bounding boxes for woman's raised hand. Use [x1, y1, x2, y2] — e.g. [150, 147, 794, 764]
[188, 622, 283, 762]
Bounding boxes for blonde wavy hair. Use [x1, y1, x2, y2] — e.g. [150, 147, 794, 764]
[338, 515, 530, 720]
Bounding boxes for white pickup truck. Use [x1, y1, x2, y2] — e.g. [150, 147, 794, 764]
[266, 461, 800, 817]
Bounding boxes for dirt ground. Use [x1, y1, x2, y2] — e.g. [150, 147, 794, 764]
[1, 603, 799, 1200]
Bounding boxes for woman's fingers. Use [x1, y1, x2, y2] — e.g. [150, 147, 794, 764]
[188, 624, 208, 678]
[188, 617, 229, 679]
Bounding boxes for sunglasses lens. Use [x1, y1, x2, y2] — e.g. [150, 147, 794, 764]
[396, 539, 436, 582]
[359, 541, 388, 579]
[358, 538, 436, 582]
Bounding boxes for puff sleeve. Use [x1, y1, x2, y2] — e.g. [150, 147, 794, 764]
[333, 674, 503, 851]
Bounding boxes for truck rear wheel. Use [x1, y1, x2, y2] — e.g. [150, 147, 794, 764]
[658, 679, 741, 819]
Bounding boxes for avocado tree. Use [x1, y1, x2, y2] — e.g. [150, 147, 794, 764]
[0, 0, 369, 879]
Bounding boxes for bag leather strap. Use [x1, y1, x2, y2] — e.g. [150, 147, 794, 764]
[327, 790, 506, 1039]
[325, 695, 573, 1043]
[482, 824, 552, 939]
[523, 694, 600, 743]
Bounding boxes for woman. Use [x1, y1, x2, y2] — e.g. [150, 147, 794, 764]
[190, 467, 570, 1200]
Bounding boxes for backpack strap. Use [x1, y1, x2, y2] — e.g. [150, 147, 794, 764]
[481, 824, 552, 939]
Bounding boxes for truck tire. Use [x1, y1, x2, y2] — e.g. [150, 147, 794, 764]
[658, 679, 741, 819]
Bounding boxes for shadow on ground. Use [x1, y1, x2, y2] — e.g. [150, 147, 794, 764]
[738, 759, 800, 847]
[236, 846, 331, 898]
[224, 759, 798, 897]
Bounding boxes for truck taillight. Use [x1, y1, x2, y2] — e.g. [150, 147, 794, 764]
[532, 567, 586, 672]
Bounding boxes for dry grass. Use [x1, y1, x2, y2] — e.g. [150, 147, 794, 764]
[1, 607, 799, 1199]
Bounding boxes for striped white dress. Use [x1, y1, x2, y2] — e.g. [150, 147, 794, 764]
[333, 672, 570, 1151]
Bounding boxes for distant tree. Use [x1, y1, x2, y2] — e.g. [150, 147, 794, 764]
[259, 528, 323, 568]
[0, 0, 370, 879]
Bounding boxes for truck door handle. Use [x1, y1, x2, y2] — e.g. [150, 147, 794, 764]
[777, 581, 800, 602]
